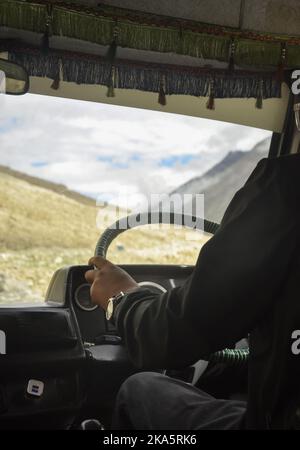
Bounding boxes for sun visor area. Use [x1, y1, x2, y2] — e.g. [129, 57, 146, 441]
[0, 0, 297, 131]
[28, 75, 289, 133]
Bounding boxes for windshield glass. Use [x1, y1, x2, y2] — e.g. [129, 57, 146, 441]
[0, 94, 271, 305]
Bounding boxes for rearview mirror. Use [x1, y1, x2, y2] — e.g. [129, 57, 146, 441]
[0, 58, 29, 95]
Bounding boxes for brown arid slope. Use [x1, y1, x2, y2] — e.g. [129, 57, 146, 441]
[0, 167, 208, 305]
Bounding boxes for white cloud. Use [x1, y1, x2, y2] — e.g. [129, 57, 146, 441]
[0, 93, 271, 208]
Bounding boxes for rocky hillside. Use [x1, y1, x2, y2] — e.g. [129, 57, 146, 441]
[171, 137, 271, 223]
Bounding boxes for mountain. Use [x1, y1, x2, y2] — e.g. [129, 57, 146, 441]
[171, 137, 271, 223]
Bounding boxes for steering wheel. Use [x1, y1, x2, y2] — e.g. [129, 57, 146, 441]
[95, 211, 219, 258]
[94, 211, 249, 367]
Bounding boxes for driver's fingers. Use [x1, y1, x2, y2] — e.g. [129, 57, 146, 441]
[88, 256, 109, 269]
[85, 269, 96, 284]
[86, 256, 111, 283]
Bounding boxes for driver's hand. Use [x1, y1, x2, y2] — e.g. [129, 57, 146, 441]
[85, 256, 139, 310]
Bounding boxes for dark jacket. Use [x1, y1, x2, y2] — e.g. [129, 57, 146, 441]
[115, 153, 300, 429]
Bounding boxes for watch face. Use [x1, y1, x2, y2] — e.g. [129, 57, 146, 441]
[106, 299, 114, 320]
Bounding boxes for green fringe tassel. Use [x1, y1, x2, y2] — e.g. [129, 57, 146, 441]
[0, 0, 46, 34]
[235, 39, 282, 67]
[2, 1, 300, 68]
[42, 28, 49, 54]
[106, 24, 119, 62]
[275, 43, 287, 85]
[106, 39, 117, 62]
[42, 5, 53, 55]
[228, 39, 235, 72]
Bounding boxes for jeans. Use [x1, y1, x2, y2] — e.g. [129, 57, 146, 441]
[112, 372, 246, 430]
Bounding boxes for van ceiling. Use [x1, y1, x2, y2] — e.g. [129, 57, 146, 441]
[72, 0, 300, 36]
[0, 0, 293, 131]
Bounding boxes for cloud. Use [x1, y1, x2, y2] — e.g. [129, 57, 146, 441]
[0, 117, 18, 133]
[159, 154, 196, 167]
[31, 161, 49, 168]
[0, 93, 272, 208]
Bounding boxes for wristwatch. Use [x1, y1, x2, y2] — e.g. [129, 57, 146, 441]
[106, 291, 125, 321]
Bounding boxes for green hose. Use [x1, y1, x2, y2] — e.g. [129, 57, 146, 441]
[209, 348, 249, 367]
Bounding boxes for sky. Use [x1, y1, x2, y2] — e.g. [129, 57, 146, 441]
[0, 93, 271, 208]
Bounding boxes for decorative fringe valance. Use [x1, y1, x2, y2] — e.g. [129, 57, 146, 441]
[6, 43, 282, 107]
[1, 0, 300, 69]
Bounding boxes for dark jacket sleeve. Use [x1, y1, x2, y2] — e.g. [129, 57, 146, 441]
[114, 156, 297, 369]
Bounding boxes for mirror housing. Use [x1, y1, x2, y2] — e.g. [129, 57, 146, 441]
[0, 58, 29, 95]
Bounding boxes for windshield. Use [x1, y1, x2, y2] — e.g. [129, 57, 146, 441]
[0, 94, 271, 305]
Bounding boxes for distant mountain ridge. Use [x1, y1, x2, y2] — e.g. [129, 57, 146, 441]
[172, 137, 271, 223]
[171, 150, 245, 199]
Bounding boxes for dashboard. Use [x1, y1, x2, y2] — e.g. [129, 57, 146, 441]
[0, 263, 246, 429]
[44, 264, 245, 412]
[45, 264, 194, 344]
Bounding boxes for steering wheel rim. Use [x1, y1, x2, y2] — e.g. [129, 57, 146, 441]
[95, 211, 219, 257]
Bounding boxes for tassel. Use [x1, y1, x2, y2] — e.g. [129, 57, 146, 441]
[256, 79, 263, 109]
[42, 29, 49, 54]
[228, 39, 235, 72]
[255, 95, 263, 109]
[50, 73, 60, 90]
[50, 59, 62, 90]
[106, 24, 119, 62]
[206, 79, 215, 110]
[275, 43, 287, 84]
[177, 26, 184, 54]
[106, 66, 116, 97]
[42, 5, 53, 54]
[106, 84, 115, 97]
[207, 94, 215, 110]
[158, 75, 167, 106]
